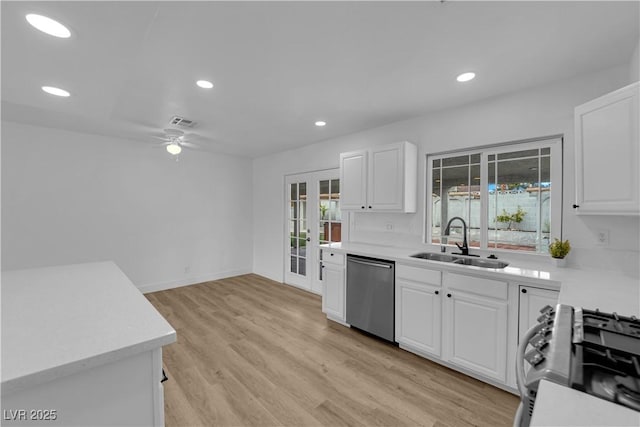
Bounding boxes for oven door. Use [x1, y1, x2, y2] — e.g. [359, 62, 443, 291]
[514, 322, 546, 427]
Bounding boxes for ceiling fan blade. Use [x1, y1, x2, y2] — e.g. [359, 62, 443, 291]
[181, 141, 200, 149]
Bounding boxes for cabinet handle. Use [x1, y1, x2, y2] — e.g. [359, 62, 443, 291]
[447, 293, 452, 298]
[368, 206, 372, 209]
[572, 204, 580, 209]
[330, 253, 334, 256]
[521, 288, 527, 293]
[361, 206, 365, 209]
[435, 290, 439, 295]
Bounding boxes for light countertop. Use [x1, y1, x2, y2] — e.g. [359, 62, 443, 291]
[321, 242, 639, 316]
[1, 261, 176, 395]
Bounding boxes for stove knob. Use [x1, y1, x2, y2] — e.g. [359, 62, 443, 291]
[525, 350, 546, 367]
[539, 305, 555, 315]
[537, 313, 553, 323]
[534, 339, 549, 350]
[538, 326, 552, 337]
[531, 353, 545, 366]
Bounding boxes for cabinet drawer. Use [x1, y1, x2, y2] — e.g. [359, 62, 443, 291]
[445, 272, 508, 300]
[322, 250, 345, 266]
[397, 264, 441, 285]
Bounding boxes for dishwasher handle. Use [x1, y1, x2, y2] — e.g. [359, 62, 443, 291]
[348, 258, 393, 269]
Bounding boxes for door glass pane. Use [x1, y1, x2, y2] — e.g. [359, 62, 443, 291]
[330, 179, 340, 197]
[299, 200, 306, 220]
[318, 178, 341, 245]
[290, 229, 298, 256]
[288, 181, 307, 276]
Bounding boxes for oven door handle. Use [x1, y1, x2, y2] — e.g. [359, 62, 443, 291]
[516, 322, 545, 397]
[514, 322, 547, 427]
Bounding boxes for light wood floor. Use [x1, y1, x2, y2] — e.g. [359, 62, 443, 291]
[146, 274, 519, 427]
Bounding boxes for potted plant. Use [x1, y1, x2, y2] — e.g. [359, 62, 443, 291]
[549, 238, 571, 267]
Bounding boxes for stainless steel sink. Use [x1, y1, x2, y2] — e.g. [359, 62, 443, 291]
[451, 258, 509, 269]
[409, 252, 509, 269]
[409, 252, 459, 262]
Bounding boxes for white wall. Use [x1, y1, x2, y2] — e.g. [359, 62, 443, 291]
[2, 122, 253, 291]
[630, 38, 640, 83]
[253, 64, 639, 283]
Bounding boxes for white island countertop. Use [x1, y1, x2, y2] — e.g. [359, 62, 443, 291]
[1, 261, 176, 395]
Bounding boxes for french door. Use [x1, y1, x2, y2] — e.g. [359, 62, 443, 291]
[284, 169, 342, 294]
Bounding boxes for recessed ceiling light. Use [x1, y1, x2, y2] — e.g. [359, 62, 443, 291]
[26, 14, 71, 38]
[315, 121, 326, 127]
[456, 72, 476, 82]
[42, 86, 70, 97]
[196, 80, 214, 89]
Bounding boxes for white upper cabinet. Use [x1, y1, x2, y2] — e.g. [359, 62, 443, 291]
[340, 141, 417, 212]
[574, 82, 639, 215]
[339, 150, 368, 210]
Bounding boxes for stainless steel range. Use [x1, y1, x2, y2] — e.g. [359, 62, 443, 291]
[515, 304, 640, 426]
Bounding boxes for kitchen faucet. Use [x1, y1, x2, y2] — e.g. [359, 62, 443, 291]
[443, 216, 478, 257]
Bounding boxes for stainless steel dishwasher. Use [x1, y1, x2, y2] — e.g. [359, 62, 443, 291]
[346, 255, 395, 342]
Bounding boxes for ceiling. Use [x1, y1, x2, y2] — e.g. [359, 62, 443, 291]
[2, 1, 638, 158]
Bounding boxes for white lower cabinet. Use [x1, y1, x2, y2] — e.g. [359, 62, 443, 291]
[321, 250, 347, 324]
[395, 265, 442, 357]
[444, 289, 508, 383]
[518, 285, 559, 343]
[395, 266, 511, 385]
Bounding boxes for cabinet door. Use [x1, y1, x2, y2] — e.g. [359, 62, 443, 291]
[575, 82, 639, 215]
[340, 150, 368, 210]
[444, 291, 508, 383]
[322, 263, 346, 322]
[395, 279, 442, 357]
[369, 144, 403, 210]
[518, 286, 559, 344]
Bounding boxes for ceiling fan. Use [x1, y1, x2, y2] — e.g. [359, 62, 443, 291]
[153, 128, 199, 156]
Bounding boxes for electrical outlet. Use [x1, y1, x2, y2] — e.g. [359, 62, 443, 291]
[385, 223, 394, 231]
[596, 229, 609, 246]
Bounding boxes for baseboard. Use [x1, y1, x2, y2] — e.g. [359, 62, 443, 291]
[138, 268, 252, 294]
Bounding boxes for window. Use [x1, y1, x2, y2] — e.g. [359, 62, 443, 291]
[427, 137, 562, 254]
